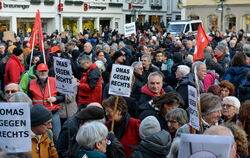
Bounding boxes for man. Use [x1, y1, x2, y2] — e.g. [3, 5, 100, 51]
[130, 45, 149, 64]
[138, 71, 165, 105]
[78, 55, 102, 109]
[28, 63, 65, 140]
[79, 42, 96, 62]
[185, 40, 194, 55]
[204, 126, 238, 158]
[141, 54, 159, 83]
[29, 104, 58, 158]
[4, 48, 25, 85]
[213, 44, 230, 77]
[0, 43, 6, 60]
[4, 83, 21, 101]
[176, 61, 207, 109]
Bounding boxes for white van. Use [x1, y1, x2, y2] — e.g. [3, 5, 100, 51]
[167, 20, 203, 37]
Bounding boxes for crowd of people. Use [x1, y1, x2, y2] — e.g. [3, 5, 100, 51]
[0, 25, 250, 158]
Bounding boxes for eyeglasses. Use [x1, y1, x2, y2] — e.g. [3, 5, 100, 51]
[42, 121, 52, 127]
[222, 104, 234, 108]
[5, 90, 17, 94]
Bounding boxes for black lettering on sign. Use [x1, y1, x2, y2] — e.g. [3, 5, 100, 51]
[115, 67, 130, 74]
[56, 60, 68, 67]
[0, 109, 24, 115]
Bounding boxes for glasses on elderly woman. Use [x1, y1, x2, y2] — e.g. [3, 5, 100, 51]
[222, 104, 234, 108]
[5, 90, 17, 94]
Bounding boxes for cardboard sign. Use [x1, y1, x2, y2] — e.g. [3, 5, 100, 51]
[109, 64, 134, 97]
[53, 57, 74, 95]
[3, 31, 16, 42]
[178, 134, 233, 158]
[124, 22, 136, 37]
[188, 85, 200, 131]
[0, 102, 31, 152]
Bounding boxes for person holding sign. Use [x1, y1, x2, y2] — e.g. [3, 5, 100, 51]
[78, 55, 102, 109]
[29, 104, 58, 158]
[103, 96, 141, 158]
[28, 63, 65, 141]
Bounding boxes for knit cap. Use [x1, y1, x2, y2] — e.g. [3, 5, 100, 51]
[13, 48, 23, 56]
[139, 116, 161, 139]
[31, 104, 52, 127]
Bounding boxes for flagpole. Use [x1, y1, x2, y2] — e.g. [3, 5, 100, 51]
[29, 31, 36, 69]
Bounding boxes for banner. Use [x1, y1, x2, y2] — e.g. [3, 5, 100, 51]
[109, 64, 134, 97]
[188, 85, 200, 131]
[124, 22, 136, 37]
[29, 10, 44, 52]
[193, 24, 208, 61]
[178, 134, 233, 158]
[53, 57, 74, 95]
[0, 103, 31, 152]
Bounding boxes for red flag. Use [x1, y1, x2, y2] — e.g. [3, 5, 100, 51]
[193, 24, 208, 61]
[29, 10, 44, 52]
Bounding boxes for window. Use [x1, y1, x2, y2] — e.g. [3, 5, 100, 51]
[191, 23, 201, 32]
[185, 24, 190, 33]
[207, 15, 218, 32]
[225, 15, 236, 33]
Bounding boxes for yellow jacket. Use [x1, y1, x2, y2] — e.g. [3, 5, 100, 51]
[29, 130, 58, 158]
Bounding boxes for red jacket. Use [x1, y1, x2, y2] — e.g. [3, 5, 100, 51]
[78, 63, 102, 106]
[106, 118, 141, 158]
[4, 54, 25, 85]
[29, 77, 60, 111]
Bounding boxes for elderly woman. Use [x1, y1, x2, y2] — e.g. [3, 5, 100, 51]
[138, 92, 184, 130]
[176, 93, 222, 136]
[131, 61, 144, 101]
[103, 96, 141, 158]
[165, 108, 188, 139]
[8, 92, 32, 107]
[76, 121, 108, 158]
[219, 80, 235, 99]
[221, 96, 240, 123]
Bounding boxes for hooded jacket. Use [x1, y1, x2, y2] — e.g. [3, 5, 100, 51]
[130, 130, 171, 158]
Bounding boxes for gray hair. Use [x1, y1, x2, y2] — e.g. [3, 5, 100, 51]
[9, 92, 32, 107]
[103, 44, 110, 52]
[165, 108, 188, 126]
[4, 83, 22, 92]
[176, 65, 190, 76]
[223, 96, 241, 113]
[131, 61, 142, 69]
[141, 54, 151, 63]
[79, 55, 91, 63]
[243, 44, 250, 53]
[204, 125, 234, 137]
[95, 60, 106, 72]
[191, 61, 206, 73]
[110, 45, 118, 51]
[147, 71, 163, 83]
[76, 121, 108, 150]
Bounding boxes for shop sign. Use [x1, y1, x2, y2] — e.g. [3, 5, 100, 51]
[0, 2, 30, 10]
[89, 5, 106, 10]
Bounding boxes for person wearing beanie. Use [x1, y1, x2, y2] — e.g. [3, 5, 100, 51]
[213, 44, 230, 77]
[221, 96, 241, 124]
[29, 104, 58, 158]
[130, 116, 172, 158]
[4, 47, 25, 86]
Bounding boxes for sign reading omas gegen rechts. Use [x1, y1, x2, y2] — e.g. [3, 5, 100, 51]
[0, 103, 31, 152]
[109, 64, 134, 97]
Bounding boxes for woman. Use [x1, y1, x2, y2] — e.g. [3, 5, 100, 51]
[76, 121, 108, 158]
[221, 96, 241, 124]
[131, 61, 144, 101]
[138, 92, 184, 130]
[8, 92, 32, 107]
[165, 108, 188, 139]
[219, 80, 235, 99]
[103, 96, 141, 158]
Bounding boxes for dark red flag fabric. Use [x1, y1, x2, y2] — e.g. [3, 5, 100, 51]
[29, 10, 44, 52]
[193, 24, 208, 61]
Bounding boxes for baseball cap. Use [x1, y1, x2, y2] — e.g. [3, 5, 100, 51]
[37, 63, 48, 71]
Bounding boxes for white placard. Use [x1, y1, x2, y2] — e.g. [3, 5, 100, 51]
[0, 102, 31, 152]
[124, 22, 136, 37]
[53, 57, 74, 95]
[109, 64, 134, 97]
[178, 134, 233, 158]
[188, 85, 200, 131]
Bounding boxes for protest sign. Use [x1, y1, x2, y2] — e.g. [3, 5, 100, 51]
[53, 57, 74, 95]
[109, 64, 134, 97]
[188, 85, 200, 131]
[178, 134, 233, 158]
[0, 102, 31, 152]
[124, 22, 136, 37]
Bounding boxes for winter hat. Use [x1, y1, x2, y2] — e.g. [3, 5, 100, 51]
[31, 104, 52, 127]
[112, 51, 124, 61]
[139, 116, 161, 139]
[216, 45, 226, 53]
[13, 48, 23, 56]
[75, 106, 105, 123]
[173, 52, 183, 63]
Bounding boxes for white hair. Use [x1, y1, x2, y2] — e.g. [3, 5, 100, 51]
[95, 60, 106, 72]
[76, 121, 108, 150]
[223, 96, 241, 113]
[177, 65, 190, 76]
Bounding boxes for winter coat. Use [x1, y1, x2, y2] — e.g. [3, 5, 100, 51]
[137, 84, 165, 105]
[130, 130, 171, 158]
[176, 73, 204, 110]
[29, 130, 58, 158]
[4, 54, 25, 85]
[203, 71, 219, 92]
[131, 73, 144, 101]
[238, 81, 250, 102]
[78, 63, 102, 106]
[142, 64, 160, 84]
[216, 53, 230, 77]
[77, 149, 106, 158]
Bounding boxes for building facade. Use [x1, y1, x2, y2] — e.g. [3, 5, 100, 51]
[0, 0, 181, 35]
[181, 0, 250, 33]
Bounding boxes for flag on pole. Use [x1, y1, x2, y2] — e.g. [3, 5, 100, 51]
[193, 24, 208, 61]
[29, 10, 44, 52]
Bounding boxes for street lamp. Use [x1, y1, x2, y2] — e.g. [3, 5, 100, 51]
[216, 0, 225, 32]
